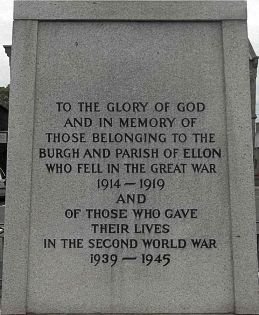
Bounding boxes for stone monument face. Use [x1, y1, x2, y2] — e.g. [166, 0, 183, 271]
[2, 1, 259, 314]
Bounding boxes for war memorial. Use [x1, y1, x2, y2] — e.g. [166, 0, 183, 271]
[1, 0, 259, 314]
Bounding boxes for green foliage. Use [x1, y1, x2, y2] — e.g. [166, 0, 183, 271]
[0, 85, 9, 110]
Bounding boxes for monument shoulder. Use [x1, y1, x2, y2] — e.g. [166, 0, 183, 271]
[14, 0, 246, 21]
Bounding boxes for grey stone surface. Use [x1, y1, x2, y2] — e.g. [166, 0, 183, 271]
[2, 0, 258, 315]
[14, 0, 246, 21]
[222, 20, 259, 314]
[1, 20, 38, 315]
[27, 21, 231, 313]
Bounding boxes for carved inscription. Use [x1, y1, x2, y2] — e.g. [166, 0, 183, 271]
[40, 100, 221, 267]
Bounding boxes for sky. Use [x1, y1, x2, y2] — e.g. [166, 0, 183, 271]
[0, 0, 259, 113]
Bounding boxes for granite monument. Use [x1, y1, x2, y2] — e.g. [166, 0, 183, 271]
[2, 0, 259, 314]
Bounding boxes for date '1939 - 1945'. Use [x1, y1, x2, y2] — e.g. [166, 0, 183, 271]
[90, 253, 171, 267]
